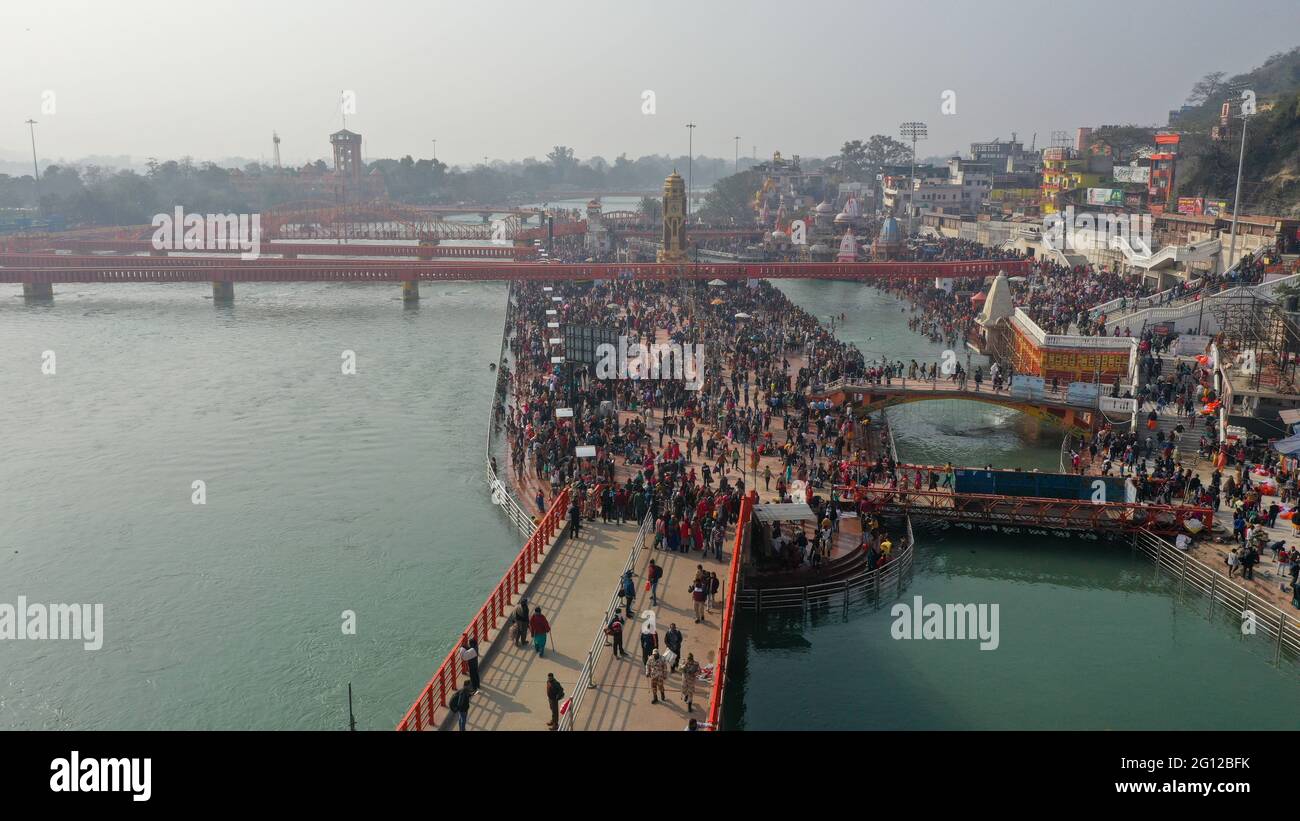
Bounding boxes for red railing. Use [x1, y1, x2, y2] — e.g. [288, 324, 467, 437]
[705, 492, 754, 730]
[396, 486, 571, 731]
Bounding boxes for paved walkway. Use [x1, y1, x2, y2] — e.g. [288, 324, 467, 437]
[457, 517, 641, 731]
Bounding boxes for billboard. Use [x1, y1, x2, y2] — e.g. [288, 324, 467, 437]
[1086, 188, 1123, 206]
[1177, 197, 1205, 216]
[1112, 165, 1151, 184]
[1203, 199, 1230, 217]
[563, 324, 620, 366]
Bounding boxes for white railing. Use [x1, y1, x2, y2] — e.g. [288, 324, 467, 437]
[558, 509, 653, 731]
[1090, 278, 1204, 321]
[486, 283, 538, 539]
[1133, 529, 1300, 667]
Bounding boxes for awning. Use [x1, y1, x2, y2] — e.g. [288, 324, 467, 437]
[754, 502, 816, 523]
[1279, 409, 1300, 426]
[1272, 432, 1300, 456]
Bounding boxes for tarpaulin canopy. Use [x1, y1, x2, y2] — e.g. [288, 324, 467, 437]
[1272, 432, 1300, 456]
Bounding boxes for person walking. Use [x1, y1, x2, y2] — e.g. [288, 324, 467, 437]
[708, 571, 721, 613]
[568, 496, 582, 539]
[647, 559, 662, 605]
[606, 612, 626, 657]
[664, 623, 683, 673]
[459, 638, 481, 693]
[545, 673, 565, 730]
[690, 579, 707, 623]
[513, 596, 530, 646]
[646, 649, 668, 704]
[681, 653, 701, 713]
[619, 570, 637, 619]
[449, 680, 472, 731]
[529, 606, 551, 657]
[640, 626, 659, 664]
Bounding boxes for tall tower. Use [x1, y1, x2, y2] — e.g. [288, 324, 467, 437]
[272, 131, 281, 169]
[330, 129, 364, 182]
[658, 170, 687, 263]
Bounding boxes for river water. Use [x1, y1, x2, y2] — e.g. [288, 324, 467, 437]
[723, 280, 1300, 730]
[3, 277, 1294, 730]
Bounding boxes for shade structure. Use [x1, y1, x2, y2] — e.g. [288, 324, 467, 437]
[708, 279, 727, 286]
[971, 292, 988, 305]
[1273, 432, 1300, 456]
[734, 312, 752, 319]
[710, 298, 724, 305]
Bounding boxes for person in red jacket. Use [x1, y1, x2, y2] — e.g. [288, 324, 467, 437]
[529, 607, 551, 657]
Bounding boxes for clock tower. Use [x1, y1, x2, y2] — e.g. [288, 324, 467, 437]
[657, 171, 688, 263]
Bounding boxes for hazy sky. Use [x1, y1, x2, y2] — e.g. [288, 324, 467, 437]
[2, 0, 1297, 168]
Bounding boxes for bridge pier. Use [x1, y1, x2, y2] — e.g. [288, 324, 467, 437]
[23, 282, 54, 302]
[402, 280, 420, 302]
[212, 281, 235, 303]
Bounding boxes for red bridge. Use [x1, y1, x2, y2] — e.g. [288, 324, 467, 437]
[2, 256, 1028, 302]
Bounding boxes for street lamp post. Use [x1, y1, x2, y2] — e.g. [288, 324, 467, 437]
[25, 119, 40, 213]
[431, 139, 437, 161]
[686, 123, 696, 219]
[734, 136, 740, 175]
[899, 122, 928, 238]
[1226, 98, 1252, 275]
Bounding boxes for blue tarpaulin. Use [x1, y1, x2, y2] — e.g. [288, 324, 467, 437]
[1272, 433, 1300, 456]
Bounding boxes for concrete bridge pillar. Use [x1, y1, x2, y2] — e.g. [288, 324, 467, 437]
[212, 281, 235, 303]
[23, 282, 54, 302]
[480, 212, 493, 224]
[402, 280, 420, 302]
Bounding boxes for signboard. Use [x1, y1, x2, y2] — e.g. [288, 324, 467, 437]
[1177, 197, 1205, 216]
[547, 322, 560, 328]
[555, 407, 574, 418]
[1010, 375, 1045, 401]
[954, 468, 1125, 502]
[562, 323, 620, 366]
[575, 445, 597, 459]
[1067, 381, 1100, 407]
[550, 356, 564, 364]
[549, 337, 563, 345]
[1086, 188, 1123, 206]
[1176, 334, 1212, 356]
[1112, 165, 1150, 184]
[1203, 200, 1229, 217]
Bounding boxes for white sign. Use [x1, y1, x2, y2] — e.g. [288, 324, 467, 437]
[555, 407, 574, 418]
[551, 356, 564, 364]
[543, 286, 553, 291]
[549, 337, 563, 345]
[1112, 165, 1150, 184]
[575, 445, 597, 458]
[552, 297, 562, 302]
[546, 309, 557, 315]
[547, 322, 560, 328]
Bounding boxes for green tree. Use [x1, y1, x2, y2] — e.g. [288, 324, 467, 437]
[698, 170, 759, 224]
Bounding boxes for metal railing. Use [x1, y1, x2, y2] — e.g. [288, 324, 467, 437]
[705, 494, 754, 730]
[1090, 278, 1205, 321]
[396, 486, 571, 730]
[557, 509, 653, 731]
[485, 282, 538, 539]
[1132, 529, 1300, 666]
[734, 533, 915, 613]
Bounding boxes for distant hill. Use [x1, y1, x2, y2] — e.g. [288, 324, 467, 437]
[1176, 46, 1300, 216]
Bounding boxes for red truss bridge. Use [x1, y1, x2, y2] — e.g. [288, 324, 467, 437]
[1, 255, 1029, 302]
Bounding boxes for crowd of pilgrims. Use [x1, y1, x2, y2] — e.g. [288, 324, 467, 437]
[492, 277, 927, 574]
